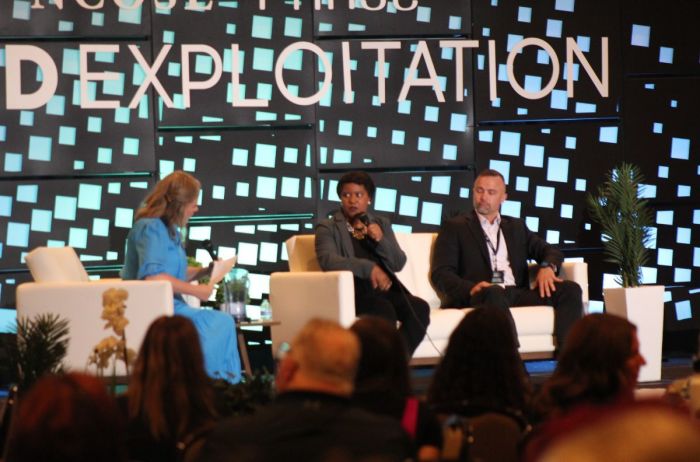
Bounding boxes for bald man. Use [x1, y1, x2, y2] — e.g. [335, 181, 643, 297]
[198, 318, 414, 462]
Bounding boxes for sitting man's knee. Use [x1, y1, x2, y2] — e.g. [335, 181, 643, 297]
[477, 285, 508, 306]
[558, 280, 582, 296]
[482, 284, 507, 297]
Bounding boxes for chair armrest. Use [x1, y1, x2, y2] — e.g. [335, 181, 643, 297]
[269, 271, 355, 353]
[560, 261, 589, 303]
[16, 279, 174, 374]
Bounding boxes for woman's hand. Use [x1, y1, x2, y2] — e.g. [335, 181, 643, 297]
[350, 217, 383, 242]
[365, 223, 383, 242]
[146, 273, 215, 301]
[370, 265, 392, 291]
[191, 282, 215, 301]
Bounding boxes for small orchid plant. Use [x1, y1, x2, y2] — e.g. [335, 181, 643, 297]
[88, 288, 136, 377]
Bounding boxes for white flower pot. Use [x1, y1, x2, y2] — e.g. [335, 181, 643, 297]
[604, 285, 665, 382]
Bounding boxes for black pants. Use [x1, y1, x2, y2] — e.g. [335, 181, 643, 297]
[470, 280, 583, 349]
[355, 279, 430, 356]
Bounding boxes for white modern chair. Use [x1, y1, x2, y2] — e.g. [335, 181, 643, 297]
[16, 246, 174, 374]
[270, 233, 589, 363]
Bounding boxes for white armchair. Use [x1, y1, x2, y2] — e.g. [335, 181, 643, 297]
[16, 247, 174, 374]
[270, 234, 589, 363]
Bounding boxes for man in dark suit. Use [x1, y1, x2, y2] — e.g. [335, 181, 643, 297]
[197, 318, 414, 462]
[431, 169, 583, 348]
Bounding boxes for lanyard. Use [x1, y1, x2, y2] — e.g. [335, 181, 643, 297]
[484, 226, 501, 271]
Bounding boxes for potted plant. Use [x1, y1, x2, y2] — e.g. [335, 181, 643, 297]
[587, 162, 664, 382]
[8, 313, 70, 391]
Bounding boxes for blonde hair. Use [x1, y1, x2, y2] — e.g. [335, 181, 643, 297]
[291, 318, 360, 391]
[135, 171, 200, 232]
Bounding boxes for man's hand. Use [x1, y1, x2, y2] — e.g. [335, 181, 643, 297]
[535, 266, 563, 298]
[469, 280, 492, 297]
[365, 223, 384, 242]
[370, 265, 392, 291]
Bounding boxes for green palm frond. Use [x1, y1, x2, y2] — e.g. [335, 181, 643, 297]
[587, 163, 653, 287]
[10, 313, 70, 390]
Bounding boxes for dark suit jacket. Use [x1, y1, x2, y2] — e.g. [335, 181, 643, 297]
[430, 212, 564, 307]
[197, 391, 415, 462]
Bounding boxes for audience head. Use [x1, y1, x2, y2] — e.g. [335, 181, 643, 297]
[4, 372, 125, 462]
[351, 316, 411, 399]
[428, 307, 529, 412]
[538, 313, 645, 414]
[128, 316, 216, 441]
[276, 318, 360, 396]
[538, 403, 700, 462]
[136, 170, 201, 228]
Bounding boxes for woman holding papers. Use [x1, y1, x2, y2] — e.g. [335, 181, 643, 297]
[121, 170, 241, 382]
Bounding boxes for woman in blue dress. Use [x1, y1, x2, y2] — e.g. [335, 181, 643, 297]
[121, 170, 241, 382]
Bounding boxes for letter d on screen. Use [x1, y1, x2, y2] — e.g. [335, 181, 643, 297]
[5, 45, 58, 110]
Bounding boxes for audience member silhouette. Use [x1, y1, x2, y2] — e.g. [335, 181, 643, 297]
[537, 402, 700, 462]
[426, 307, 531, 462]
[124, 315, 218, 462]
[428, 307, 531, 417]
[198, 318, 414, 462]
[524, 313, 646, 462]
[4, 372, 126, 462]
[351, 316, 441, 461]
[534, 312, 645, 418]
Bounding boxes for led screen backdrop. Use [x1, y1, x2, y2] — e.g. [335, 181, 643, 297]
[316, 39, 475, 169]
[0, 1, 698, 339]
[153, 2, 316, 127]
[471, 0, 622, 122]
[0, 41, 155, 177]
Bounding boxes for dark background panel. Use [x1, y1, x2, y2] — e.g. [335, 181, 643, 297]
[0, 41, 155, 176]
[184, 217, 316, 307]
[0, 1, 150, 37]
[622, 77, 700, 202]
[474, 122, 623, 248]
[313, 0, 471, 37]
[156, 128, 316, 215]
[185, 217, 315, 277]
[318, 170, 474, 232]
[0, 176, 154, 270]
[472, 0, 622, 122]
[153, 2, 316, 127]
[0, 272, 32, 309]
[622, 0, 700, 76]
[316, 39, 474, 169]
[647, 203, 699, 289]
[664, 286, 700, 333]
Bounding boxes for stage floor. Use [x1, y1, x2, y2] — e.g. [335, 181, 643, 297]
[409, 355, 695, 396]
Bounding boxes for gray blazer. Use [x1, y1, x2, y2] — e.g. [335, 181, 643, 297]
[315, 210, 407, 280]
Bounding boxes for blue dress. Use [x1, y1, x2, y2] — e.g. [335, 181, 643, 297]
[121, 218, 241, 382]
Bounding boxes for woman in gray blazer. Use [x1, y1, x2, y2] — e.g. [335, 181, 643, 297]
[315, 171, 430, 355]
